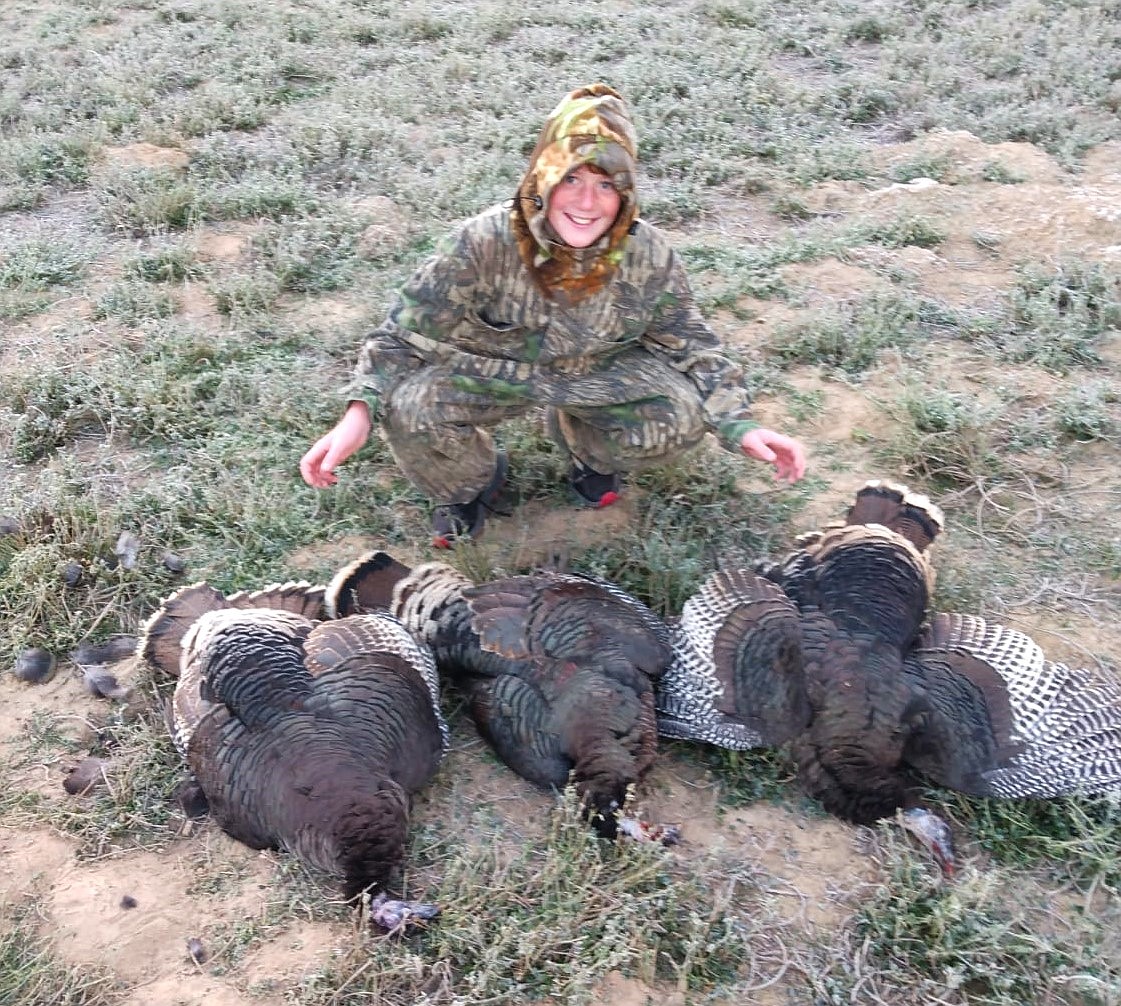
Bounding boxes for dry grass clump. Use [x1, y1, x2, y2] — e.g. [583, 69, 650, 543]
[817, 839, 1121, 1005]
[290, 790, 763, 1005]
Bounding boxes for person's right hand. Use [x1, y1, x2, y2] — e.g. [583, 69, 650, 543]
[299, 401, 373, 488]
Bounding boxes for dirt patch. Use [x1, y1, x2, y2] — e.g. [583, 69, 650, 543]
[101, 144, 190, 173]
[778, 132, 1121, 317]
[193, 224, 259, 264]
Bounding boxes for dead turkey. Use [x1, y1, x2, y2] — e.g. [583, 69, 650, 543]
[657, 480, 1121, 870]
[140, 579, 447, 926]
[327, 552, 678, 843]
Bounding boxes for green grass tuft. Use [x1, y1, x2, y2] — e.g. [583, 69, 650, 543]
[840, 844, 1118, 1005]
[0, 238, 89, 291]
[993, 260, 1121, 372]
[94, 166, 200, 236]
[0, 901, 120, 1006]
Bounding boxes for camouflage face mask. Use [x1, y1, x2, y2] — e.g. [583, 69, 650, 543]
[511, 83, 639, 302]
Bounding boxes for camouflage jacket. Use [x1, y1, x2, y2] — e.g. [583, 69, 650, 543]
[345, 203, 757, 451]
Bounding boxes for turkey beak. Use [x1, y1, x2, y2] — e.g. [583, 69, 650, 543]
[367, 892, 441, 932]
[616, 815, 682, 846]
[899, 807, 957, 877]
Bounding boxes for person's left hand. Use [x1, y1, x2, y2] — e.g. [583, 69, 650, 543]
[740, 428, 807, 484]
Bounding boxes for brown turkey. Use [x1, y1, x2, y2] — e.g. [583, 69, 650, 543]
[327, 551, 679, 843]
[140, 579, 447, 928]
[656, 480, 1121, 872]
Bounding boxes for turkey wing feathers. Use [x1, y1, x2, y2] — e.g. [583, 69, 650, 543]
[657, 568, 808, 748]
[904, 612, 1121, 798]
[464, 573, 672, 681]
[468, 673, 569, 787]
[303, 615, 444, 737]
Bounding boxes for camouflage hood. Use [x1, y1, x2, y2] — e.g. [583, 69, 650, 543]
[512, 83, 639, 301]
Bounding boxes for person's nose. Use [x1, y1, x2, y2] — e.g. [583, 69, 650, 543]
[575, 178, 597, 210]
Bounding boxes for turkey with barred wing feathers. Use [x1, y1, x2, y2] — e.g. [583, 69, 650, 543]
[140, 579, 447, 928]
[657, 480, 1121, 872]
[327, 552, 679, 844]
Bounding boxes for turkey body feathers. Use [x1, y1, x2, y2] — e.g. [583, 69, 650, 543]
[657, 480, 1121, 825]
[346, 553, 673, 832]
[146, 582, 447, 900]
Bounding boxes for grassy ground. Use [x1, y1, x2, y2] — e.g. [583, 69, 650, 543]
[1, 1, 1120, 1003]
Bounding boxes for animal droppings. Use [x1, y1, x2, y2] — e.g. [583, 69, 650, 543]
[187, 937, 209, 964]
[71, 635, 138, 665]
[172, 779, 210, 819]
[162, 551, 187, 573]
[13, 648, 58, 684]
[62, 757, 109, 795]
[81, 666, 133, 702]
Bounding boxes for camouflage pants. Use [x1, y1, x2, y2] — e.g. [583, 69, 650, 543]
[381, 349, 707, 504]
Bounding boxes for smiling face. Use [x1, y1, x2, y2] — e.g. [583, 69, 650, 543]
[545, 164, 622, 248]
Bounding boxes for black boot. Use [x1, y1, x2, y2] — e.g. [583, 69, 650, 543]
[431, 453, 509, 548]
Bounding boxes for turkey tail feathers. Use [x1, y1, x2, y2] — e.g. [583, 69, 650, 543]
[464, 573, 671, 675]
[140, 582, 229, 679]
[226, 582, 325, 618]
[847, 479, 944, 552]
[325, 550, 413, 617]
[141, 580, 325, 680]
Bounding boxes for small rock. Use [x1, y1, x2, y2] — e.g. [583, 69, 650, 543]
[187, 937, 209, 964]
[120, 895, 138, 909]
[162, 551, 187, 573]
[114, 531, 141, 570]
[13, 648, 57, 684]
[0, 515, 21, 536]
[62, 757, 109, 795]
[62, 560, 85, 588]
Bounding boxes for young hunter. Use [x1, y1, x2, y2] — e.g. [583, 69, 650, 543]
[300, 83, 806, 547]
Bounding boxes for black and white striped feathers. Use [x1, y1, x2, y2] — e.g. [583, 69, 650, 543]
[140, 580, 447, 903]
[656, 480, 1121, 825]
[329, 552, 677, 842]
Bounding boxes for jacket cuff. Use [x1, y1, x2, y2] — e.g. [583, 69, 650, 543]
[343, 387, 381, 422]
[718, 418, 761, 451]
